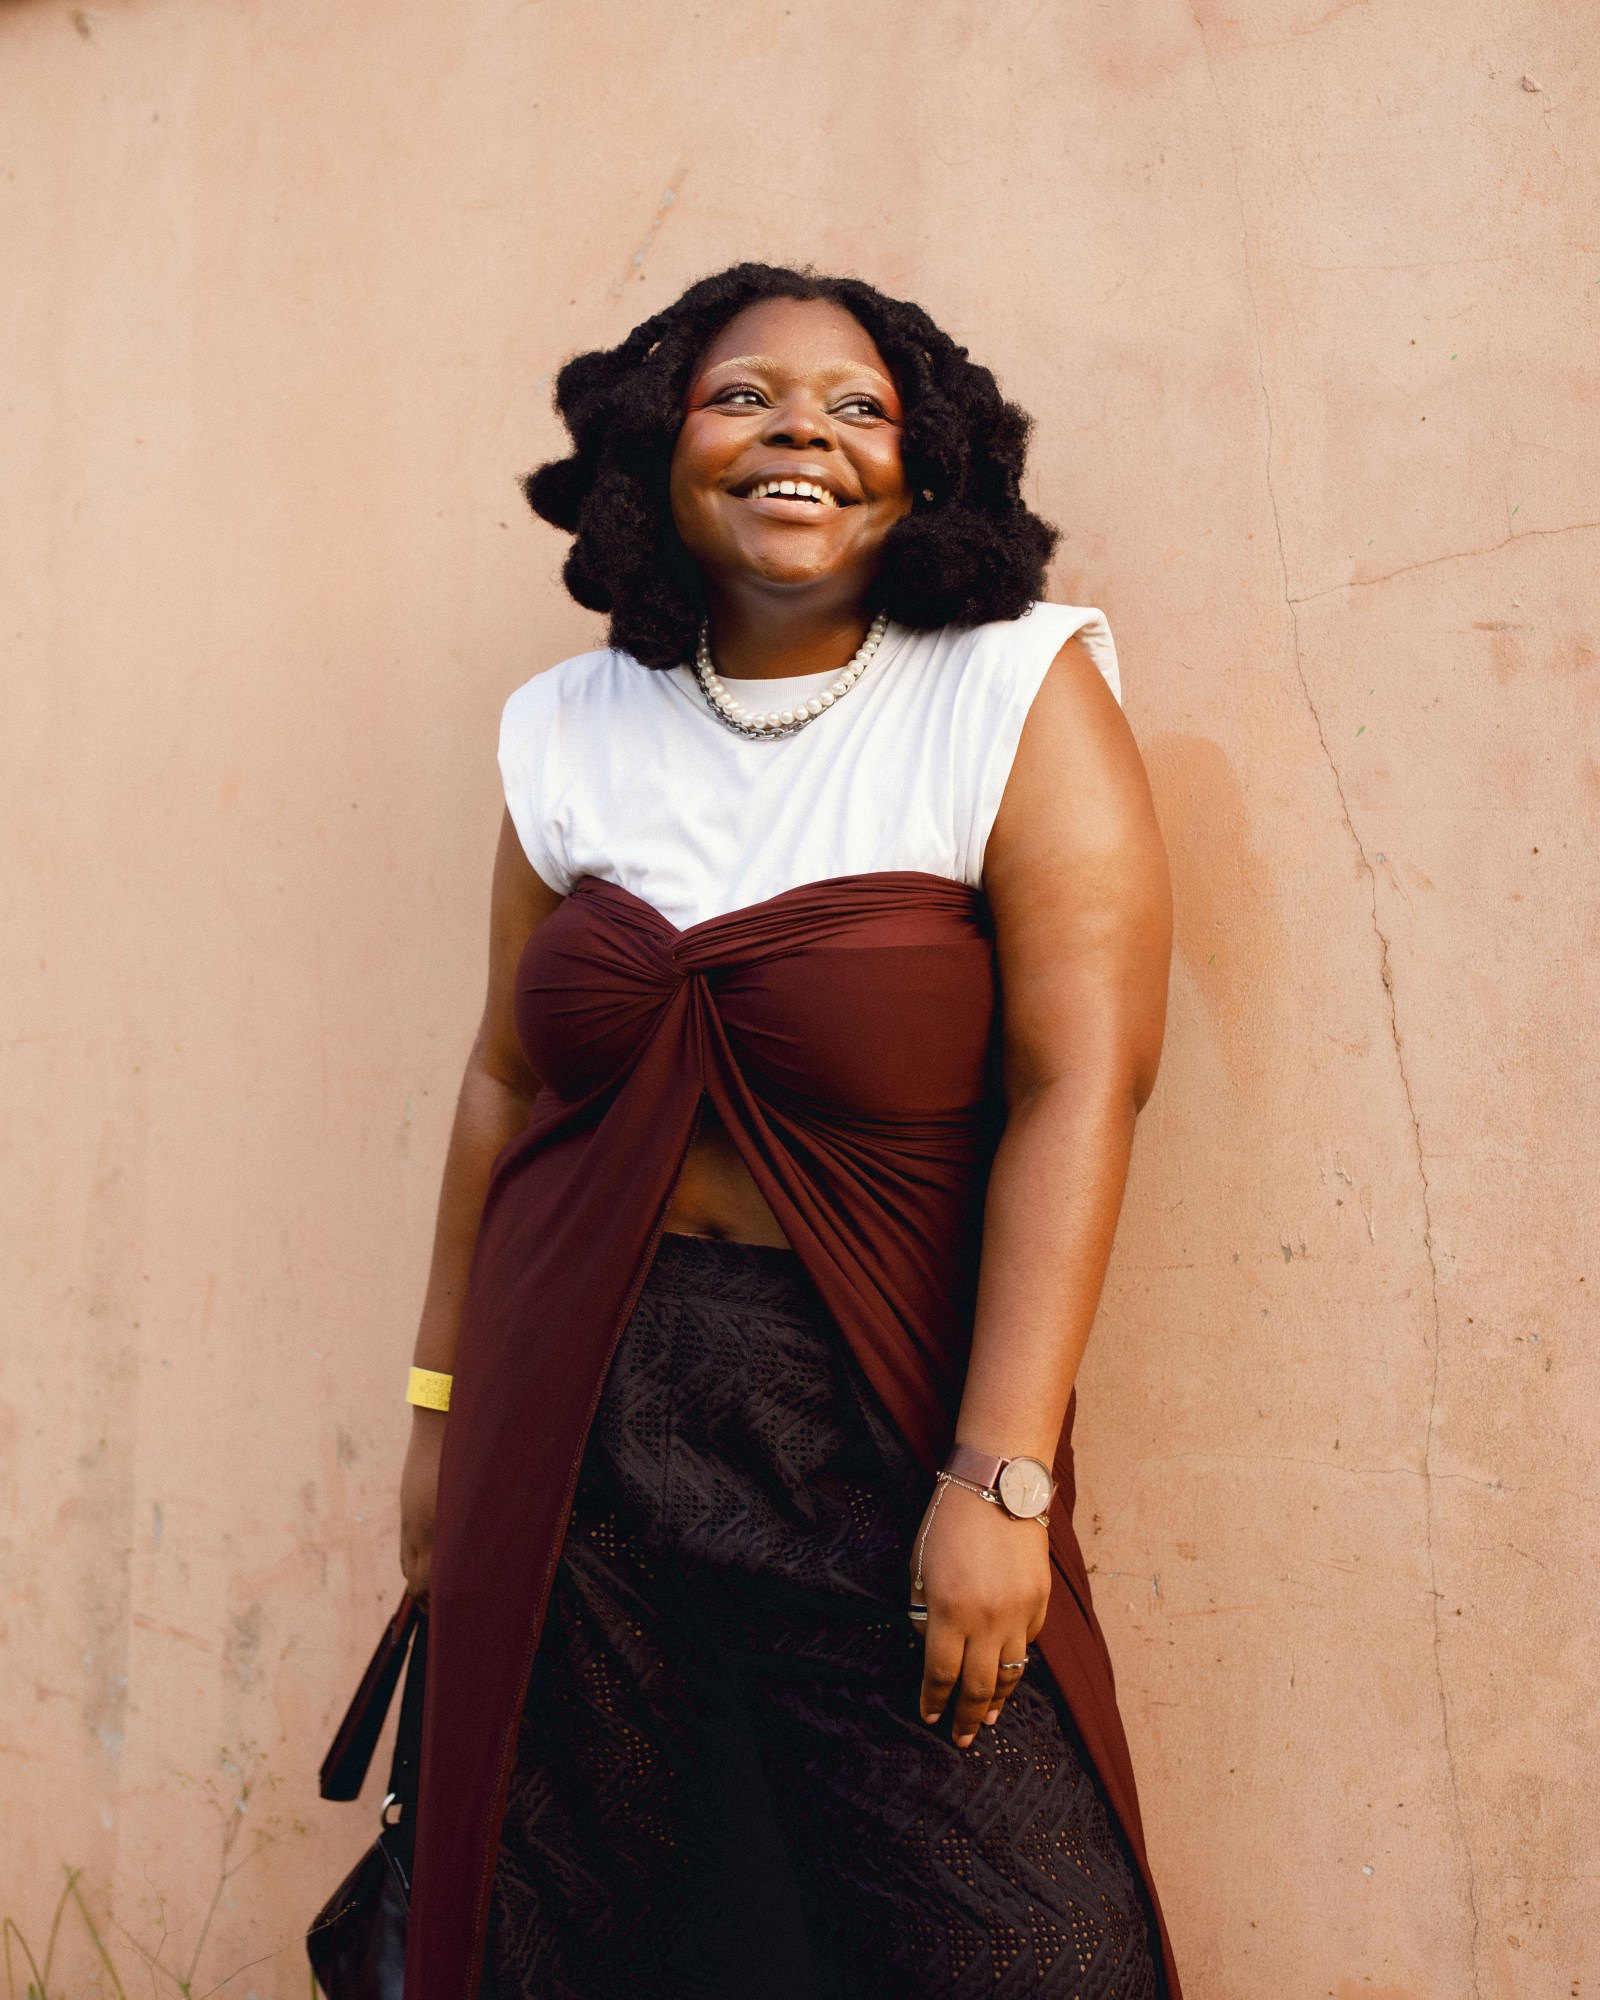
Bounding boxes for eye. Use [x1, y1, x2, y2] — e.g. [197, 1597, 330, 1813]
[711, 384, 768, 408]
[835, 394, 888, 418]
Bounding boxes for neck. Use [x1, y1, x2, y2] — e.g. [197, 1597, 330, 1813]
[701, 583, 876, 682]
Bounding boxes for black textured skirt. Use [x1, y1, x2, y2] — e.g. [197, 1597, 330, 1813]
[485, 1233, 1160, 1999]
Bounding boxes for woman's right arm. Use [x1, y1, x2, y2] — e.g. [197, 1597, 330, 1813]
[399, 810, 563, 1608]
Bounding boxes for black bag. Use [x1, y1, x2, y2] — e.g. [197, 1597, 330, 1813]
[307, 1596, 427, 2000]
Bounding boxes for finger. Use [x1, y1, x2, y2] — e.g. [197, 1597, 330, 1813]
[402, 1541, 432, 1612]
[918, 1618, 965, 1727]
[983, 1642, 1029, 1727]
[949, 1636, 1000, 1749]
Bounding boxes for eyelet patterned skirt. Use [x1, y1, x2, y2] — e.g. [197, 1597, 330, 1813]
[483, 1233, 1162, 2000]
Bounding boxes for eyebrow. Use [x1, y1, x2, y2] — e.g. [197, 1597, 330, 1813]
[699, 353, 897, 390]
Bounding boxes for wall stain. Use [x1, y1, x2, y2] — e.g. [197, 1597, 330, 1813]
[75, 1033, 148, 1778]
[606, 175, 684, 304]
[225, 1602, 263, 1690]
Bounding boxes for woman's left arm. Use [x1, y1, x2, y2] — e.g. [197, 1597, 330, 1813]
[915, 633, 1172, 1746]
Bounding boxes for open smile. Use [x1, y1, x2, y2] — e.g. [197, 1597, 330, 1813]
[743, 477, 841, 507]
[729, 471, 855, 515]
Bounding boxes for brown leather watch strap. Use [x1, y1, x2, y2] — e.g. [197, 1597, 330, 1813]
[944, 1442, 1006, 1491]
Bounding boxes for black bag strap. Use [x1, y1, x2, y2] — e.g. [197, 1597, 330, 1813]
[318, 1594, 420, 1802]
[375, 1613, 428, 1897]
[384, 1612, 428, 1813]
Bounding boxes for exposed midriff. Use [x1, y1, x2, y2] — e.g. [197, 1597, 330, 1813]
[661, 1098, 790, 1246]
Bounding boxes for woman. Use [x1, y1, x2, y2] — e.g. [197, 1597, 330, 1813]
[397, 263, 1178, 1998]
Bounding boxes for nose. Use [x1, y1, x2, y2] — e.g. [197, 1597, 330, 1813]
[761, 390, 834, 452]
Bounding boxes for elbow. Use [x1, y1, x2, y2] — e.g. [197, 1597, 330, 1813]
[466, 1031, 540, 1107]
[1130, 1043, 1163, 1116]
[1005, 1044, 1161, 1131]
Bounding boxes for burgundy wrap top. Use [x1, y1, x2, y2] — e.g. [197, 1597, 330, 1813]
[408, 870, 1181, 1997]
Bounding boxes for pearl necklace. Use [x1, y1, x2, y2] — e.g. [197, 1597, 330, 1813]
[693, 612, 889, 739]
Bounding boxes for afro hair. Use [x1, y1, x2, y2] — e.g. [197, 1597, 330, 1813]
[524, 262, 1059, 668]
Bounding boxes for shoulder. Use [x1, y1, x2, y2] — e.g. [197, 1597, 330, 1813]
[497, 647, 664, 892]
[942, 602, 1121, 706]
[499, 646, 663, 765]
[997, 620, 1148, 862]
[501, 645, 632, 730]
[913, 602, 1125, 885]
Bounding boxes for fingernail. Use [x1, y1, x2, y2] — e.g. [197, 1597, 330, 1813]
[955, 1731, 975, 1748]
[922, 1711, 938, 1725]
[985, 1708, 1000, 1725]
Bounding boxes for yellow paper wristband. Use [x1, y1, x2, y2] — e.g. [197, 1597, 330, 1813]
[406, 1366, 453, 1412]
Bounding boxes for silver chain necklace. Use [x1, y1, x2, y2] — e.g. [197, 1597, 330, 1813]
[693, 612, 889, 739]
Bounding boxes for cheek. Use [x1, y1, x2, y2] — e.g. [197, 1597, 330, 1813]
[667, 436, 699, 508]
[670, 425, 742, 530]
[858, 437, 909, 507]
[673, 415, 740, 482]
[668, 447, 719, 549]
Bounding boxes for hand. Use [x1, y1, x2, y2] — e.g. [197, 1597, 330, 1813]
[399, 1408, 446, 1610]
[910, 1480, 1051, 1748]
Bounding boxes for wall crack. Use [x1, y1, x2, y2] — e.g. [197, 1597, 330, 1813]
[606, 174, 685, 303]
[1290, 518, 1600, 605]
[1191, 14, 1483, 1992]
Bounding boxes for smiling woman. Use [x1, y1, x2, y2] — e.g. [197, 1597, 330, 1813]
[523, 263, 1057, 667]
[668, 297, 914, 631]
[393, 263, 1180, 1999]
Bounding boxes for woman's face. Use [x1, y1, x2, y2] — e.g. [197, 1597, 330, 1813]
[669, 296, 911, 612]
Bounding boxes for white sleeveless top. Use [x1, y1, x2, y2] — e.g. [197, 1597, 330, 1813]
[498, 602, 1120, 932]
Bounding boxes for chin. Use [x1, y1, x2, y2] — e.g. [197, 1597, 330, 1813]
[745, 556, 852, 591]
[735, 532, 859, 585]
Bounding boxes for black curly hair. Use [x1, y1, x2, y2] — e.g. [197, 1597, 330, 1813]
[524, 262, 1059, 669]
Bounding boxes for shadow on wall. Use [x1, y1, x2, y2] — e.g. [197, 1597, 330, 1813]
[1143, 731, 1282, 1092]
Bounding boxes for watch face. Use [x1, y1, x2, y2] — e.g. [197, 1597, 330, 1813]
[997, 1457, 1054, 1519]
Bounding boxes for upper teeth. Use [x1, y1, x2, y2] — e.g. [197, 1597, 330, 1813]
[748, 479, 836, 504]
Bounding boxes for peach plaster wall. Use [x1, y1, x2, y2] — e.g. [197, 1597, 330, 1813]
[2, 2, 1595, 1995]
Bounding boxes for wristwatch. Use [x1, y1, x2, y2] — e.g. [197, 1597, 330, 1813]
[943, 1443, 1056, 1520]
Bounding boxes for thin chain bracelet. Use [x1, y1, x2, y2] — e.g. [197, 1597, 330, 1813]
[914, 1466, 1053, 1602]
[930, 1469, 1051, 1534]
[913, 1479, 947, 1594]
[938, 1470, 1003, 1506]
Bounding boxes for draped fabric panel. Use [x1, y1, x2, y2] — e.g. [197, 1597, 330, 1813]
[408, 874, 1181, 1998]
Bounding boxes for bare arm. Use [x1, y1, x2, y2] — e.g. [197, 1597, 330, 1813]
[400, 811, 563, 1606]
[914, 634, 1172, 1742]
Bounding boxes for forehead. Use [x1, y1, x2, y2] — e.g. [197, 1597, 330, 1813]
[692, 296, 893, 381]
